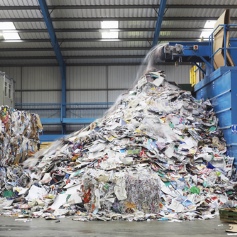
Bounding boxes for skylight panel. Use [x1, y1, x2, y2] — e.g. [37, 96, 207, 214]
[200, 20, 216, 39]
[101, 21, 118, 39]
[0, 22, 20, 40]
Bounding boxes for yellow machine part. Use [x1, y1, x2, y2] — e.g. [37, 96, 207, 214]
[190, 65, 197, 86]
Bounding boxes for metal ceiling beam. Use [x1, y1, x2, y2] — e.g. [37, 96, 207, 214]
[153, 0, 167, 47]
[1, 27, 213, 33]
[0, 55, 148, 60]
[0, 38, 151, 43]
[2, 17, 237, 22]
[38, 0, 66, 131]
[0, 62, 191, 67]
[0, 47, 151, 52]
[38, 0, 65, 70]
[0, 37, 207, 43]
[0, 4, 236, 10]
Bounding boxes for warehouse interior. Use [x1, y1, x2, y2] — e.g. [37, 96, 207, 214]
[1, 0, 237, 236]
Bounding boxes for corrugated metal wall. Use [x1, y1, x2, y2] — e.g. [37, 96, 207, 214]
[67, 66, 107, 103]
[162, 65, 191, 84]
[0, 65, 190, 132]
[1, 65, 191, 105]
[21, 67, 61, 103]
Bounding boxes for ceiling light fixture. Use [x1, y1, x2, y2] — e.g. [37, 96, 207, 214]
[0, 22, 21, 40]
[101, 21, 118, 39]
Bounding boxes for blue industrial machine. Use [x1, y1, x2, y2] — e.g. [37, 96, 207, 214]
[160, 24, 237, 167]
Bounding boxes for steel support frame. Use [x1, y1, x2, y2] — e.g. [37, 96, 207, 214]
[151, 0, 167, 47]
[4, 16, 237, 22]
[38, 0, 66, 133]
[1, 4, 237, 10]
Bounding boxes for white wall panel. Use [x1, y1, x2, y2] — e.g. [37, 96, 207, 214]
[67, 66, 106, 89]
[108, 90, 127, 103]
[22, 92, 61, 103]
[161, 65, 190, 84]
[0, 67, 22, 90]
[22, 67, 61, 90]
[68, 91, 107, 103]
[108, 66, 140, 89]
[15, 92, 22, 104]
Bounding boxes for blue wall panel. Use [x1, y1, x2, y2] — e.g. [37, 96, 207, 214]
[211, 92, 231, 112]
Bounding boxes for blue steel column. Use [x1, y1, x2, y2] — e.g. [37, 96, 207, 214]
[38, 0, 66, 134]
[60, 65, 66, 134]
[152, 0, 167, 47]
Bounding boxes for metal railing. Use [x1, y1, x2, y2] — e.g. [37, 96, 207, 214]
[15, 102, 114, 124]
[209, 24, 237, 70]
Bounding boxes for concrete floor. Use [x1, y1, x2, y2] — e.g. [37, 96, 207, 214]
[0, 216, 233, 237]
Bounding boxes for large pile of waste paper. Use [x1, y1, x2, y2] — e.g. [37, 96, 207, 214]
[0, 70, 236, 222]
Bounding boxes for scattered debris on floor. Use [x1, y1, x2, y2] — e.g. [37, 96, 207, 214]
[226, 224, 237, 233]
[0, 70, 237, 222]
